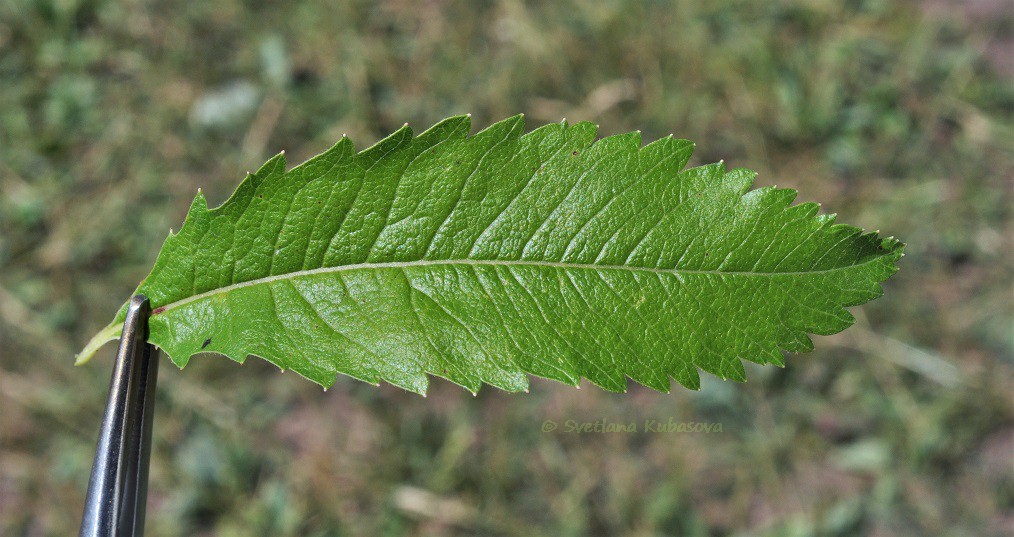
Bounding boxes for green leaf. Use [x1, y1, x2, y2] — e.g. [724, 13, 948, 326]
[78, 115, 903, 394]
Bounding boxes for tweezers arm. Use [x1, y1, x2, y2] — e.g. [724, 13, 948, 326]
[80, 295, 159, 537]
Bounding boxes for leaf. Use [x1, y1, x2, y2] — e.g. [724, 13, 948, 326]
[78, 115, 903, 394]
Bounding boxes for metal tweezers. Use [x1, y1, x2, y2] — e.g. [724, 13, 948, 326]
[80, 295, 159, 537]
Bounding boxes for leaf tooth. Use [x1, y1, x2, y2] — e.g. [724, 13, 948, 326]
[522, 120, 566, 144]
[694, 353, 737, 382]
[474, 113, 525, 141]
[293, 136, 354, 177]
[787, 201, 821, 219]
[257, 151, 287, 178]
[416, 114, 472, 142]
[723, 167, 757, 195]
[358, 123, 413, 168]
[725, 358, 748, 383]
[776, 187, 803, 209]
[597, 130, 642, 151]
[564, 120, 599, 148]
[621, 364, 670, 392]
[385, 374, 429, 396]
[191, 188, 208, 211]
[785, 332, 815, 354]
[671, 365, 702, 391]
[640, 139, 688, 179]
[757, 347, 786, 368]
[172, 190, 210, 241]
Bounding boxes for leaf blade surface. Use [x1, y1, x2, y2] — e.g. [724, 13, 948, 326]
[79, 115, 903, 394]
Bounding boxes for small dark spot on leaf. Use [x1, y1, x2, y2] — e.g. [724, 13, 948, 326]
[258, 194, 264, 199]
[202, 338, 212, 349]
[705, 252, 710, 257]
[454, 160, 461, 165]
[572, 151, 579, 156]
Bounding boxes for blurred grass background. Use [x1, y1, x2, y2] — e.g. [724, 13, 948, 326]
[1, 0, 1012, 535]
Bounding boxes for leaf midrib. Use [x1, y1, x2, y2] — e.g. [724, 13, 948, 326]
[155, 257, 882, 315]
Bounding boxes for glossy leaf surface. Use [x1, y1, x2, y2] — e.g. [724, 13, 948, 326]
[79, 115, 903, 394]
